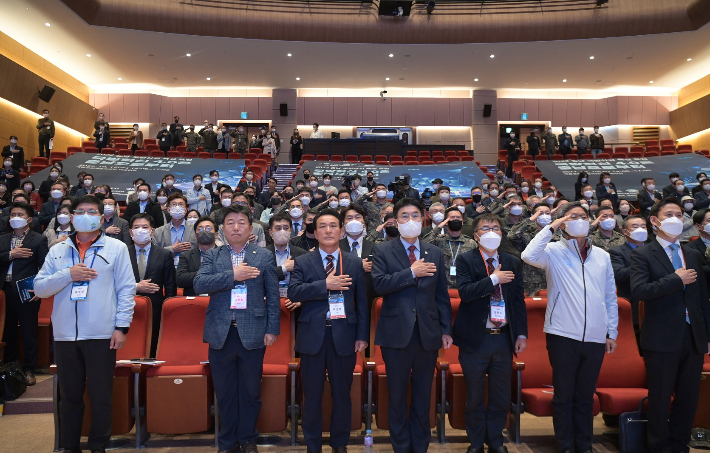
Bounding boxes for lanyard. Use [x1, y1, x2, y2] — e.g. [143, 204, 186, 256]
[448, 240, 462, 262]
[72, 247, 99, 268]
[479, 248, 502, 293]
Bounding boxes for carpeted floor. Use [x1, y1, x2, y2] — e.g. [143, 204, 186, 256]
[2, 374, 53, 415]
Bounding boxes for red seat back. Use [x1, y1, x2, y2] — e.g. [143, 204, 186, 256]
[150, 150, 165, 157]
[597, 153, 611, 159]
[84, 147, 99, 154]
[101, 148, 115, 155]
[596, 298, 646, 388]
[346, 155, 359, 162]
[534, 155, 548, 161]
[520, 297, 553, 389]
[156, 297, 210, 364]
[167, 151, 181, 158]
[433, 156, 446, 163]
[143, 139, 157, 146]
[31, 157, 49, 167]
[331, 155, 344, 162]
[512, 161, 526, 173]
[38, 296, 53, 325]
[134, 150, 149, 157]
[213, 153, 227, 159]
[316, 155, 329, 161]
[551, 155, 564, 161]
[117, 296, 153, 360]
[118, 149, 133, 156]
[521, 165, 536, 181]
[264, 299, 293, 366]
[361, 155, 374, 163]
[446, 156, 461, 162]
[565, 154, 578, 160]
[301, 154, 314, 161]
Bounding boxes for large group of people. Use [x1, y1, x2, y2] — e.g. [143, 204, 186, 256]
[1, 124, 708, 453]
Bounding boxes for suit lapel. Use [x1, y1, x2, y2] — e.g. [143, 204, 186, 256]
[651, 240, 675, 274]
[146, 245, 160, 278]
[128, 246, 140, 281]
[310, 250, 327, 280]
[393, 238, 413, 270]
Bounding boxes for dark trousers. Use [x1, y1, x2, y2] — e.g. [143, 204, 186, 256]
[209, 327, 266, 450]
[159, 147, 170, 156]
[381, 323, 438, 453]
[131, 144, 139, 152]
[459, 332, 513, 449]
[38, 134, 51, 157]
[644, 324, 704, 453]
[546, 333, 605, 452]
[506, 155, 516, 178]
[149, 299, 163, 358]
[2, 281, 40, 372]
[300, 326, 357, 450]
[291, 147, 302, 164]
[55, 339, 116, 451]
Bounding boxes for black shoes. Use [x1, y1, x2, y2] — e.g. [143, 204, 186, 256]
[466, 447, 484, 453]
[488, 447, 508, 453]
[242, 441, 258, 453]
[332, 447, 348, 453]
[25, 371, 36, 386]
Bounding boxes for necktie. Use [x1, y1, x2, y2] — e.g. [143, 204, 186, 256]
[138, 248, 147, 280]
[351, 241, 359, 255]
[408, 245, 418, 282]
[486, 257, 504, 327]
[325, 255, 335, 276]
[293, 222, 300, 235]
[669, 243, 690, 323]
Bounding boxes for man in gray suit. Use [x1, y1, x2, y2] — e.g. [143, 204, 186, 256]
[152, 193, 196, 266]
[194, 204, 280, 453]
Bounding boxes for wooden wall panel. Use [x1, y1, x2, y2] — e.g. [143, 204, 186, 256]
[524, 99, 539, 121]
[148, 94, 161, 124]
[159, 96, 173, 125]
[566, 100, 582, 128]
[347, 98, 362, 126]
[376, 98, 392, 126]
[333, 97, 348, 125]
[420, 99, 435, 126]
[108, 94, 124, 122]
[171, 97, 187, 124]
[391, 98, 406, 125]
[463, 99, 472, 126]
[641, 97, 657, 125]
[243, 98, 259, 122]
[303, 98, 318, 126]
[123, 94, 139, 123]
[627, 97, 643, 124]
[297, 97, 305, 125]
[657, 96, 672, 125]
[580, 99, 596, 127]
[509, 99, 525, 121]
[617, 97, 628, 124]
[497, 98, 510, 122]
[317, 97, 334, 125]
[594, 99, 609, 126]
[405, 98, 421, 126]
[230, 97, 244, 120]
[669, 93, 710, 138]
[185, 97, 201, 126]
[362, 98, 377, 126]
[607, 97, 618, 125]
[551, 99, 566, 127]
[539, 99, 553, 122]
[449, 98, 464, 126]
[215, 98, 230, 121]
[434, 99, 449, 126]
[93, 94, 109, 118]
[259, 97, 272, 120]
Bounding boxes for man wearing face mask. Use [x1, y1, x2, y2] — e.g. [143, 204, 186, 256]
[422, 206, 477, 289]
[177, 217, 218, 297]
[686, 208, 710, 283]
[636, 177, 662, 218]
[211, 188, 236, 226]
[507, 203, 553, 296]
[1, 156, 20, 193]
[258, 177, 280, 208]
[74, 174, 96, 198]
[575, 128, 590, 156]
[354, 184, 390, 232]
[454, 212, 527, 453]
[465, 186, 489, 221]
[558, 126, 574, 158]
[290, 129, 303, 164]
[365, 171, 377, 193]
[693, 177, 710, 210]
[199, 123, 218, 156]
[521, 201, 618, 453]
[217, 126, 232, 154]
[157, 122, 172, 156]
[631, 198, 710, 453]
[2, 136, 25, 175]
[679, 196, 700, 243]
[589, 126, 605, 159]
[319, 173, 336, 196]
[36, 109, 54, 158]
[169, 116, 183, 147]
[128, 213, 176, 357]
[270, 126, 280, 155]
[186, 174, 212, 216]
[579, 184, 599, 213]
[101, 196, 130, 244]
[366, 205, 396, 243]
[310, 122, 324, 139]
[503, 132, 520, 179]
[127, 124, 144, 152]
[266, 212, 308, 299]
[93, 123, 111, 154]
[526, 129, 541, 159]
[691, 173, 707, 196]
[609, 215, 648, 339]
[237, 169, 259, 192]
[94, 113, 110, 132]
[339, 205, 377, 308]
[152, 194, 196, 267]
[233, 126, 248, 155]
[543, 127, 559, 159]
[259, 192, 284, 223]
[206, 170, 226, 205]
[371, 198, 453, 453]
[122, 183, 165, 228]
[662, 173, 688, 198]
[39, 181, 68, 227]
[184, 125, 201, 154]
[290, 209, 319, 251]
[0, 202, 49, 385]
[161, 173, 182, 197]
[35, 195, 136, 453]
[500, 195, 526, 234]
[431, 186, 452, 209]
[589, 206, 626, 252]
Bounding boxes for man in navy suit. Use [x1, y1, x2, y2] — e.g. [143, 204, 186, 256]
[194, 204, 281, 453]
[630, 198, 710, 453]
[371, 198, 453, 453]
[454, 213, 527, 453]
[288, 208, 369, 453]
[636, 177, 662, 218]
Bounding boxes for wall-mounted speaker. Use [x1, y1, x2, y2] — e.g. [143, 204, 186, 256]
[280, 103, 288, 116]
[482, 104, 492, 118]
[38, 85, 56, 103]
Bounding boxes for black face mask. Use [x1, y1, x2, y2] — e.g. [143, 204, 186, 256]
[472, 194, 482, 203]
[271, 197, 282, 206]
[385, 225, 400, 237]
[196, 231, 215, 245]
[283, 192, 294, 199]
[303, 173, 311, 179]
[447, 220, 463, 232]
[367, 176, 374, 181]
[305, 222, 315, 234]
[94, 193, 105, 200]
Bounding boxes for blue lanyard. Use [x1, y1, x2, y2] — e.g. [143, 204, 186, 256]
[71, 247, 99, 268]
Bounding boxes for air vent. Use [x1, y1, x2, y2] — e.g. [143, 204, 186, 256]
[632, 126, 660, 145]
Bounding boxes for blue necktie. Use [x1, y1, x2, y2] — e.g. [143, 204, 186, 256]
[669, 243, 690, 324]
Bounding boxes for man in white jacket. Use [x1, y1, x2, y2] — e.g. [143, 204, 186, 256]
[521, 201, 618, 453]
[35, 195, 136, 453]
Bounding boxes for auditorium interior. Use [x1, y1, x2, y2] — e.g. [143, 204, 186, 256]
[2, 0, 710, 452]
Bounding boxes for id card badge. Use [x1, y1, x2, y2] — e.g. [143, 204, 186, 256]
[328, 292, 346, 319]
[70, 281, 89, 301]
[279, 281, 288, 298]
[231, 285, 247, 309]
[173, 255, 180, 267]
[450, 266, 457, 276]
[490, 297, 506, 324]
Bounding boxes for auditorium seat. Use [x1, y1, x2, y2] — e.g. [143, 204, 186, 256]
[361, 155, 374, 163]
[134, 150, 149, 157]
[406, 150, 418, 157]
[630, 146, 645, 155]
[113, 137, 127, 145]
[143, 139, 157, 147]
[81, 140, 94, 150]
[213, 153, 227, 159]
[534, 289, 547, 297]
[419, 151, 431, 160]
[615, 147, 628, 156]
[461, 156, 475, 161]
[660, 139, 673, 148]
[678, 149, 693, 154]
[645, 151, 660, 157]
[36, 296, 53, 368]
[628, 152, 643, 158]
[145, 296, 212, 435]
[564, 154, 578, 160]
[115, 143, 128, 150]
[436, 294, 462, 440]
[228, 153, 242, 160]
[301, 154, 314, 161]
[167, 151, 181, 158]
[31, 157, 49, 167]
[432, 151, 444, 157]
[519, 155, 533, 162]
[445, 150, 457, 157]
[375, 155, 388, 164]
[511, 161, 526, 181]
[316, 155, 330, 162]
[433, 156, 446, 163]
[404, 156, 418, 164]
[604, 147, 613, 154]
[150, 150, 165, 157]
[677, 144, 693, 153]
[458, 150, 469, 157]
[50, 157, 65, 166]
[49, 151, 65, 161]
[597, 153, 611, 159]
[84, 147, 99, 154]
[146, 144, 160, 152]
[647, 146, 661, 154]
[534, 155, 548, 161]
[699, 150, 710, 156]
[420, 160, 434, 165]
[100, 148, 115, 155]
[330, 155, 344, 162]
[244, 153, 258, 160]
[661, 151, 676, 156]
[580, 154, 594, 160]
[249, 148, 261, 154]
[645, 140, 659, 149]
[521, 166, 537, 183]
[176, 146, 187, 153]
[531, 172, 543, 181]
[595, 298, 647, 417]
[551, 155, 564, 161]
[197, 152, 212, 159]
[446, 156, 461, 162]
[346, 155, 359, 163]
[115, 149, 131, 156]
[612, 152, 627, 159]
[390, 156, 403, 163]
[390, 161, 404, 166]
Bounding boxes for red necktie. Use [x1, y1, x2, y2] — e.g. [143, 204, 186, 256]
[486, 257, 503, 327]
[325, 255, 335, 276]
[409, 245, 418, 282]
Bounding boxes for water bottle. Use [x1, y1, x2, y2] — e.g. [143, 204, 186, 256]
[364, 429, 373, 453]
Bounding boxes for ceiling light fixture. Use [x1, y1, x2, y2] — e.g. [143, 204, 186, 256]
[562, 79, 567, 82]
[474, 78, 479, 82]
[389, 54, 394, 57]
[649, 81, 654, 83]
[86, 54, 91, 57]
[589, 56, 595, 59]
[206, 77, 211, 80]
[287, 53, 292, 57]
[186, 53, 191, 57]
[45, 23, 50, 27]
[386, 77, 390, 80]
[296, 77, 300, 81]
[687, 58, 692, 61]
[490, 54, 495, 58]
[118, 78, 122, 81]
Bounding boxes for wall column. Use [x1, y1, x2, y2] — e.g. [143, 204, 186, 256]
[272, 89, 298, 164]
[472, 90, 498, 166]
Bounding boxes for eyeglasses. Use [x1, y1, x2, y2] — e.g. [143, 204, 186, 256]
[233, 201, 247, 206]
[398, 213, 421, 222]
[73, 209, 101, 216]
[569, 214, 589, 221]
[477, 226, 501, 233]
[196, 226, 214, 232]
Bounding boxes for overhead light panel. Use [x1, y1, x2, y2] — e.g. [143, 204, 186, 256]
[474, 78, 479, 82]
[287, 53, 292, 57]
[589, 56, 595, 59]
[44, 23, 50, 27]
[206, 77, 211, 80]
[186, 53, 191, 57]
[649, 80, 654, 84]
[490, 54, 495, 58]
[86, 54, 91, 57]
[687, 58, 692, 61]
[296, 77, 300, 81]
[386, 78, 390, 81]
[562, 79, 567, 82]
[118, 78, 122, 81]
[389, 54, 394, 58]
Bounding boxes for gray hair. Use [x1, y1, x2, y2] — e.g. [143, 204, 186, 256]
[379, 202, 394, 214]
[429, 202, 445, 211]
[555, 200, 586, 220]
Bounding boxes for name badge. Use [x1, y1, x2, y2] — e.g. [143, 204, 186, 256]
[231, 285, 247, 309]
[328, 292, 346, 319]
[70, 281, 89, 301]
[279, 281, 288, 298]
[161, 137, 166, 142]
[450, 266, 457, 276]
[490, 298, 506, 323]
[173, 255, 180, 267]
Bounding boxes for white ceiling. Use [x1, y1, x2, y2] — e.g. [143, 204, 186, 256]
[3, 0, 710, 95]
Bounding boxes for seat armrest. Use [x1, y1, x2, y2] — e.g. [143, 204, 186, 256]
[513, 361, 525, 371]
[365, 361, 376, 372]
[49, 364, 58, 375]
[437, 359, 449, 372]
[288, 359, 300, 372]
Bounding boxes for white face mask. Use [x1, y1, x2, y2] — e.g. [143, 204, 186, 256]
[600, 218, 617, 231]
[583, 190, 593, 198]
[211, 176, 219, 182]
[684, 202, 694, 211]
[169, 206, 185, 219]
[272, 229, 290, 245]
[103, 204, 115, 215]
[439, 192, 450, 201]
[489, 189, 499, 197]
[186, 217, 198, 225]
[658, 216, 683, 238]
[677, 185, 685, 192]
[397, 219, 422, 238]
[84, 179, 93, 187]
[134, 126, 139, 131]
[432, 184, 440, 191]
[221, 199, 232, 208]
[628, 228, 648, 242]
[138, 191, 149, 201]
[165, 179, 174, 187]
[57, 214, 71, 225]
[565, 218, 590, 237]
[546, 197, 555, 205]
[703, 185, 710, 192]
[510, 205, 523, 215]
[329, 201, 339, 209]
[49, 189, 62, 199]
[521, 187, 529, 194]
[534, 182, 542, 189]
[432, 212, 445, 224]
[376, 190, 387, 199]
[301, 196, 311, 205]
[310, 180, 318, 188]
[646, 184, 655, 191]
[345, 220, 364, 235]
[482, 184, 488, 191]
[323, 179, 331, 185]
[537, 214, 552, 226]
[477, 231, 502, 251]
[194, 179, 202, 186]
[290, 207, 303, 219]
[620, 205, 630, 214]
[704, 224, 710, 234]
[9, 217, 28, 229]
[73, 214, 101, 232]
[339, 198, 351, 207]
[581, 177, 587, 183]
[10, 139, 17, 144]
[132, 228, 152, 244]
[603, 178, 611, 184]
[457, 206, 465, 214]
[580, 203, 589, 210]
[157, 196, 168, 204]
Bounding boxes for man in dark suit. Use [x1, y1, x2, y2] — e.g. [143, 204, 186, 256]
[687, 208, 710, 283]
[662, 173, 688, 198]
[177, 217, 218, 297]
[1, 136, 24, 172]
[39, 181, 68, 227]
[636, 177, 662, 218]
[371, 198, 453, 453]
[503, 132, 520, 178]
[122, 182, 165, 228]
[288, 208, 369, 453]
[0, 202, 48, 385]
[664, 178, 688, 203]
[162, 174, 183, 197]
[207, 170, 227, 205]
[609, 215, 648, 338]
[93, 124, 110, 153]
[193, 204, 280, 453]
[339, 205, 377, 313]
[454, 212, 527, 453]
[237, 169, 260, 193]
[464, 187, 488, 221]
[265, 213, 307, 311]
[630, 198, 710, 453]
[258, 178, 279, 207]
[127, 213, 176, 357]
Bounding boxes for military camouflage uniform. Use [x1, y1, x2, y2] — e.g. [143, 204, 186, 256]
[542, 132, 558, 158]
[507, 219, 548, 296]
[589, 229, 626, 252]
[353, 194, 390, 233]
[233, 132, 248, 154]
[184, 131, 202, 153]
[422, 226, 477, 289]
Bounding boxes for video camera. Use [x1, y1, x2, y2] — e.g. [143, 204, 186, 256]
[387, 175, 410, 193]
[342, 175, 354, 188]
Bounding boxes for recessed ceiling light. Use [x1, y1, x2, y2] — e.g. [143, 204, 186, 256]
[649, 80, 654, 83]
[389, 54, 394, 57]
[589, 56, 595, 59]
[385, 77, 390, 81]
[490, 54, 495, 58]
[474, 78, 479, 82]
[562, 79, 567, 82]
[296, 77, 300, 81]
[206, 77, 211, 80]
[287, 53, 292, 57]
[86, 54, 91, 57]
[186, 53, 191, 57]
[117, 78, 122, 81]
[687, 58, 692, 61]
[44, 23, 50, 27]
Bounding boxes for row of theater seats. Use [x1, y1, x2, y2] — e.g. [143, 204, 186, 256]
[24, 289, 708, 449]
[299, 151, 475, 165]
